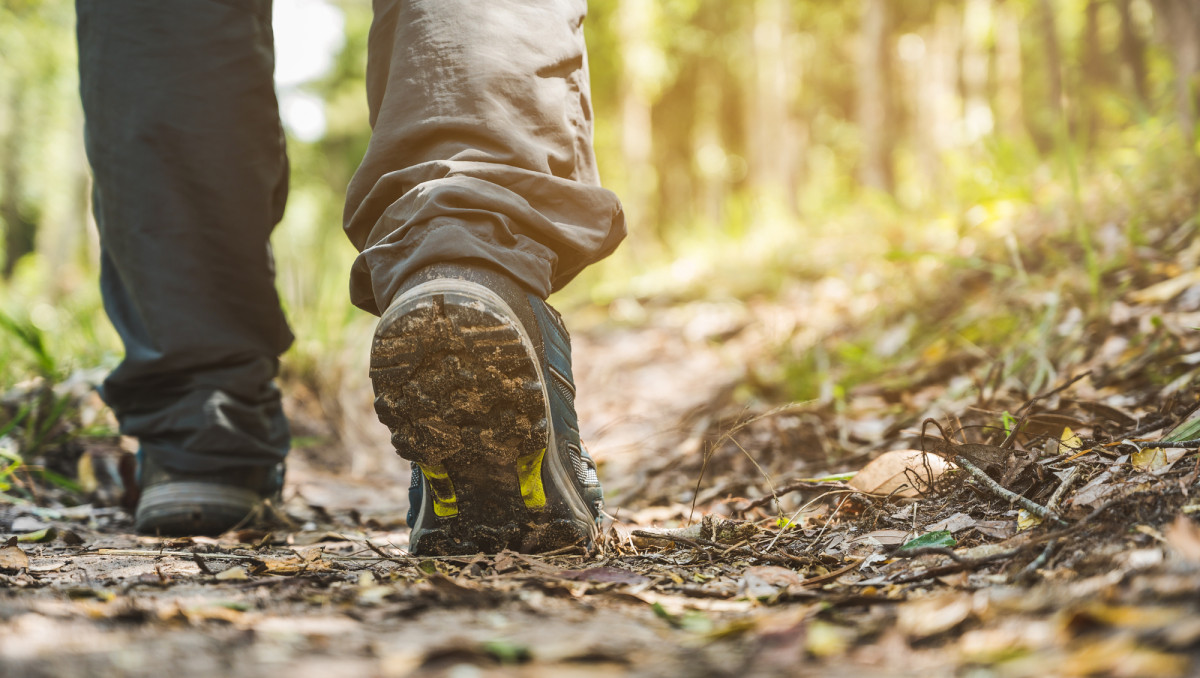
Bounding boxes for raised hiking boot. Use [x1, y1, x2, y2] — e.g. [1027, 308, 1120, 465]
[134, 455, 284, 536]
[371, 263, 604, 556]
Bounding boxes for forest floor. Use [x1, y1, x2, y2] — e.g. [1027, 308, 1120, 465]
[5, 181, 1200, 676]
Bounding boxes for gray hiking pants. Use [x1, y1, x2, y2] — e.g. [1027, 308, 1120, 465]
[77, 0, 624, 472]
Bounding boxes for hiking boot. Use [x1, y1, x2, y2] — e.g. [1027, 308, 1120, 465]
[134, 454, 284, 536]
[372, 263, 604, 556]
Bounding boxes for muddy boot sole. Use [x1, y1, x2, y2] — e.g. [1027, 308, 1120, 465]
[371, 278, 593, 556]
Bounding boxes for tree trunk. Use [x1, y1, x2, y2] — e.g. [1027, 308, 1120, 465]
[993, 0, 1025, 140]
[1151, 0, 1200, 145]
[1116, 0, 1149, 106]
[857, 0, 894, 193]
[746, 0, 799, 211]
[616, 0, 655, 237]
[1080, 0, 1104, 149]
[1038, 0, 1065, 116]
[961, 0, 994, 144]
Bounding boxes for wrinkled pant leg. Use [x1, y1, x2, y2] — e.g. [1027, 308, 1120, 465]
[344, 0, 626, 314]
[77, 0, 293, 472]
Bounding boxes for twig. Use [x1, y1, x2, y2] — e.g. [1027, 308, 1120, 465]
[890, 546, 967, 563]
[1046, 466, 1079, 513]
[734, 480, 851, 514]
[364, 540, 411, 565]
[954, 455, 1064, 525]
[1014, 540, 1058, 582]
[1012, 372, 1091, 420]
[889, 546, 1029, 584]
[1123, 417, 1168, 439]
[689, 401, 815, 524]
[630, 530, 714, 564]
[1116, 438, 1200, 451]
[191, 553, 216, 575]
[767, 489, 861, 552]
[799, 559, 863, 587]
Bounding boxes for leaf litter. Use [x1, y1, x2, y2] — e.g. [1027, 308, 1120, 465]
[5, 210, 1200, 676]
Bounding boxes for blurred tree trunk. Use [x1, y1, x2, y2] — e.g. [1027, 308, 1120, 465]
[1116, 0, 1149, 106]
[616, 0, 655, 236]
[912, 3, 963, 197]
[1080, 0, 1103, 149]
[857, 0, 895, 193]
[993, 0, 1025, 140]
[960, 0, 993, 144]
[1, 87, 35, 280]
[1150, 0, 1200, 145]
[1037, 0, 1064, 115]
[746, 0, 799, 212]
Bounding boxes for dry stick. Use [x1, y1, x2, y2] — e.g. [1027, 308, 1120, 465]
[632, 530, 798, 567]
[630, 530, 714, 564]
[736, 480, 852, 514]
[765, 489, 861, 552]
[688, 401, 815, 524]
[1015, 540, 1059, 581]
[889, 546, 1029, 585]
[1045, 466, 1079, 513]
[191, 553, 216, 575]
[891, 546, 968, 563]
[998, 372, 1091, 449]
[364, 540, 411, 566]
[954, 455, 1065, 525]
[1116, 438, 1200, 451]
[799, 559, 863, 588]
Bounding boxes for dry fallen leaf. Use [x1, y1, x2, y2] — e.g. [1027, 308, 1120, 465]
[926, 512, 977, 534]
[739, 566, 804, 602]
[0, 538, 29, 571]
[1165, 514, 1200, 564]
[847, 450, 952, 498]
[897, 592, 974, 639]
[1017, 508, 1042, 531]
[1060, 426, 1084, 453]
[214, 566, 249, 581]
[1133, 447, 1189, 474]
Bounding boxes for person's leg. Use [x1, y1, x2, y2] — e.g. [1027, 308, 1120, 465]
[77, 0, 292, 533]
[344, 0, 625, 314]
[346, 0, 623, 555]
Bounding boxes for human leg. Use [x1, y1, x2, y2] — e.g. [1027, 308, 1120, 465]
[77, 0, 292, 533]
[346, 0, 624, 554]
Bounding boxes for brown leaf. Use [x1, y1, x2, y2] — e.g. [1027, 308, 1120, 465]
[739, 566, 805, 602]
[926, 512, 978, 534]
[1165, 515, 1200, 564]
[851, 529, 909, 546]
[0, 540, 29, 571]
[897, 592, 973, 639]
[214, 566, 249, 581]
[847, 450, 951, 498]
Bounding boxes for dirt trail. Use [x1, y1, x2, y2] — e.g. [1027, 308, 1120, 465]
[4, 296, 1200, 678]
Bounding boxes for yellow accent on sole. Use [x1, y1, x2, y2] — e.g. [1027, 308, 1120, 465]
[517, 447, 548, 509]
[417, 463, 459, 518]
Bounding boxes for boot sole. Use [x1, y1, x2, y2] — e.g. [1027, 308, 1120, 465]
[135, 481, 261, 536]
[370, 279, 594, 555]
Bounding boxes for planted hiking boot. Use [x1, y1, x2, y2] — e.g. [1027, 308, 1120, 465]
[371, 264, 604, 556]
[134, 455, 284, 536]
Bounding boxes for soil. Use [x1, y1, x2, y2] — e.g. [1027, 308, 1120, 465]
[4, 292, 1200, 677]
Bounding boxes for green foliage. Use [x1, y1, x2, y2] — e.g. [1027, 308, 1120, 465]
[900, 530, 956, 550]
[0, 0, 1197, 447]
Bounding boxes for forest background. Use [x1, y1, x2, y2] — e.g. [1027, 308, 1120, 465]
[0, 0, 1198, 472]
